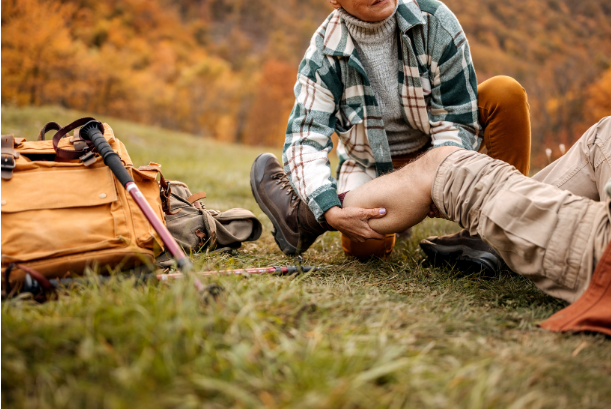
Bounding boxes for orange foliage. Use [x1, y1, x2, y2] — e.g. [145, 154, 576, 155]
[585, 68, 611, 124]
[1, 0, 80, 106]
[243, 61, 297, 147]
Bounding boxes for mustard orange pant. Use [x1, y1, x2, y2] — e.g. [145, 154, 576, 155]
[342, 75, 532, 259]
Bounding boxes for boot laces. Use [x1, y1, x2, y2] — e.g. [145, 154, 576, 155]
[271, 173, 299, 206]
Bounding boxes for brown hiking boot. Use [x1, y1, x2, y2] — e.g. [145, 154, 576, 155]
[250, 153, 327, 255]
[419, 230, 504, 276]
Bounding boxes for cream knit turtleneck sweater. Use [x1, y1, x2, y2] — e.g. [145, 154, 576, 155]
[338, 7, 428, 156]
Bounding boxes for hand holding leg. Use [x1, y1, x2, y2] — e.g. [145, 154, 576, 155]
[342, 146, 460, 234]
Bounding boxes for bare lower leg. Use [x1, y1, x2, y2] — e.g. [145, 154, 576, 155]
[342, 146, 460, 234]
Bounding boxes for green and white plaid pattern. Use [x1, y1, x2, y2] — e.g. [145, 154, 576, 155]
[283, 0, 482, 220]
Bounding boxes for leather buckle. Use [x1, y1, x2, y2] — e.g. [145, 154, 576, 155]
[79, 151, 97, 166]
[73, 141, 89, 152]
[1, 154, 16, 170]
[1, 134, 19, 180]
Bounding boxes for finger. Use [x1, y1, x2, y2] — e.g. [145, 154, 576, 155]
[363, 226, 385, 240]
[338, 227, 364, 243]
[366, 207, 387, 219]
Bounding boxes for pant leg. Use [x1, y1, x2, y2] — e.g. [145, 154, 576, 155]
[478, 76, 532, 175]
[432, 149, 611, 303]
[341, 233, 396, 260]
[533, 117, 611, 201]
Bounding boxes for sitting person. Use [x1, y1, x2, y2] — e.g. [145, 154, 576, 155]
[341, 117, 611, 335]
[250, 0, 531, 265]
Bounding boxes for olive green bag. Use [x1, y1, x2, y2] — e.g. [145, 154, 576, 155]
[159, 181, 262, 263]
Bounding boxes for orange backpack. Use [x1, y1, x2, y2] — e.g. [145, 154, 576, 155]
[1, 120, 167, 292]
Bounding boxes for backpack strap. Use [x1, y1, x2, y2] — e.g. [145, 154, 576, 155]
[52, 117, 96, 161]
[1, 134, 19, 180]
[38, 121, 61, 141]
[187, 192, 207, 209]
[138, 163, 180, 215]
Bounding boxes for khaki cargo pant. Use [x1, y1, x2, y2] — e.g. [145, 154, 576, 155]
[432, 117, 611, 303]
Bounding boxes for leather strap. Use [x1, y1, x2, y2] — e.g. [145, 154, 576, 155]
[1, 134, 19, 180]
[38, 121, 61, 141]
[52, 117, 96, 160]
[187, 192, 207, 204]
[138, 164, 180, 215]
[160, 176, 181, 214]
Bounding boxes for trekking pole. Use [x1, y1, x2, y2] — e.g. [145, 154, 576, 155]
[15, 265, 320, 296]
[158, 264, 319, 280]
[78, 120, 192, 272]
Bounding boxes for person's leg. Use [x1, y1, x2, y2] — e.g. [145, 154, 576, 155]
[478, 75, 532, 175]
[343, 148, 610, 303]
[337, 159, 397, 259]
[421, 76, 532, 272]
[533, 117, 611, 200]
[339, 149, 430, 260]
[343, 147, 459, 233]
[430, 150, 609, 303]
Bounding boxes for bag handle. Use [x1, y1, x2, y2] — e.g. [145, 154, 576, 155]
[52, 117, 96, 160]
[38, 121, 61, 141]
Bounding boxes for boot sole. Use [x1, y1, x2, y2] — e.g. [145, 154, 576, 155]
[419, 240, 500, 276]
[250, 154, 299, 256]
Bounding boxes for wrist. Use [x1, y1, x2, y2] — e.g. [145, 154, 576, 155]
[323, 206, 342, 226]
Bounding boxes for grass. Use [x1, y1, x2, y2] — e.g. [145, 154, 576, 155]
[2, 105, 610, 409]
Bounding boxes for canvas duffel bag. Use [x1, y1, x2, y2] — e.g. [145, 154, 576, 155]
[156, 181, 262, 265]
[1, 119, 167, 290]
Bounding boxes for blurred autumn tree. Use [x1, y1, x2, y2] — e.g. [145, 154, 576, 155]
[585, 68, 611, 125]
[2, 0, 610, 165]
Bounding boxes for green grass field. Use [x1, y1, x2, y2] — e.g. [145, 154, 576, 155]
[2, 106, 610, 409]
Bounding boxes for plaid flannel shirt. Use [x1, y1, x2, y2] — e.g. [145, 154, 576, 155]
[283, 0, 482, 220]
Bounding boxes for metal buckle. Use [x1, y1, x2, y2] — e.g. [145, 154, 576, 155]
[73, 141, 89, 152]
[1, 154, 16, 171]
[79, 152, 97, 166]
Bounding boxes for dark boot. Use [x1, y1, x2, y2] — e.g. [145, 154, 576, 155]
[250, 153, 327, 255]
[419, 230, 503, 276]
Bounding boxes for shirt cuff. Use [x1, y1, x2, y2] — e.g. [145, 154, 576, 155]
[308, 188, 342, 221]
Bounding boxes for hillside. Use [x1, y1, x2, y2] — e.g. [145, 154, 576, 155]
[2, 0, 610, 165]
[2, 106, 611, 408]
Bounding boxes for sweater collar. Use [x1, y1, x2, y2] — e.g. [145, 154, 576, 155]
[322, 0, 425, 58]
[337, 6, 397, 44]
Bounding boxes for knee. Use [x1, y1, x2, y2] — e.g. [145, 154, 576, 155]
[479, 76, 528, 109]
